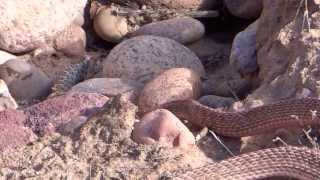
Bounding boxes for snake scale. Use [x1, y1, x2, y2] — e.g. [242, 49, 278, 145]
[162, 98, 320, 179]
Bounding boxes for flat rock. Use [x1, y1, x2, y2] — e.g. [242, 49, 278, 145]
[0, 109, 37, 151]
[24, 92, 109, 135]
[0, 0, 87, 53]
[0, 59, 53, 102]
[69, 78, 143, 104]
[102, 35, 205, 83]
[130, 17, 205, 44]
[223, 0, 263, 19]
[132, 109, 195, 148]
[139, 68, 201, 114]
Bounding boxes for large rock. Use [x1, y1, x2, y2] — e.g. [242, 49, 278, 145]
[130, 17, 205, 44]
[102, 36, 205, 83]
[139, 68, 201, 114]
[0, 59, 52, 102]
[0, 0, 87, 53]
[24, 92, 109, 135]
[132, 109, 195, 148]
[69, 78, 143, 104]
[223, 0, 263, 19]
[230, 20, 259, 76]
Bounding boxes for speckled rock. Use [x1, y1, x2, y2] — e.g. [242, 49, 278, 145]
[0, 109, 37, 151]
[0, 80, 18, 111]
[0, 59, 53, 102]
[68, 78, 143, 104]
[133, 109, 195, 148]
[0, 0, 87, 53]
[54, 24, 86, 57]
[223, 0, 263, 19]
[230, 20, 259, 76]
[198, 95, 235, 108]
[130, 17, 205, 44]
[93, 7, 129, 43]
[139, 68, 201, 114]
[0, 50, 16, 65]
[102, 36, 205, 83]
[24, 92, 109, 135]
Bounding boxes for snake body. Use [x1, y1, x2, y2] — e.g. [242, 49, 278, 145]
[163, 98, 320, 179]
[171, 146, 320, 180]
[163, 98, 320, 137]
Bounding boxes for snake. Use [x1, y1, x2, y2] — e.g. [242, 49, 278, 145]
[162, 98, 320, 179]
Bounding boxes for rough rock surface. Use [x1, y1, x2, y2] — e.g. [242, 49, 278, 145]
[0, 96, 211, 179]
[24, 92, 109, 135]
[69, 78, 143, 104]
[0, 109, 37, 151]
[223, 0, 263, 19]
[139, 68, 201, 114]
[102, 36, 205, 82]
[0, 59, 52, 102]
[244, 0, 320, 106]
[54, 24, 86, 57]
[230, 19, 259, 76]
[0, 0, 87, 53]
[131, 17, 205, 44]
[133, 109, 195, 148]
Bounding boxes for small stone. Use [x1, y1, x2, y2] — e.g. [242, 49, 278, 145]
[139, 68, 201, 114]
[102, 35, 205, 83]
[0, 79, 18, 111]
[132, 109, 195, 148]
[93, 6, 129, 43]
[0, 50, 16, 65]
[223, 0, 263, 19]
[230, 20, 259, 76]
[24, 92, 109, 135]
[54, 24, 86, 57]
[68, 78, 143, 104]
[0, 59, 53, 102]
[198, 95, 235, 108]
[130, 17, 205, 44]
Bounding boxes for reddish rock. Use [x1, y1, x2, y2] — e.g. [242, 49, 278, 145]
[132, 109, 195, 148]
[24, 92, 109, 135]
[0, 109, 36, 151]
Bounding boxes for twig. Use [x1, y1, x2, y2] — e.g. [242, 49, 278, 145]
[209, 130, 235, 157]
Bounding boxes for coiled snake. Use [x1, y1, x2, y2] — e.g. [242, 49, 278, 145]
[163, 98, 320, 180]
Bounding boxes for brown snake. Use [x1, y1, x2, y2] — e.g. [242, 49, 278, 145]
[162, 98, 320, 179]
